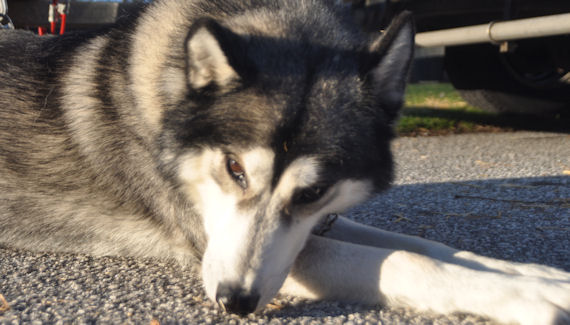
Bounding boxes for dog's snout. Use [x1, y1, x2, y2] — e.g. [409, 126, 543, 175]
[215, 283, 260, 316]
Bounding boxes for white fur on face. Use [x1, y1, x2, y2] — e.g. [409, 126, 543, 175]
[177, 147, 372, 309]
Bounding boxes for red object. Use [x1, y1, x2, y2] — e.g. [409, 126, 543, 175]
[59, 13, 66, 35]
[40, 0, 68, 36]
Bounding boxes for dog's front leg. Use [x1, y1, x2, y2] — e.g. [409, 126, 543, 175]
[280, 235, 570, 325]
[322, 215, 569, 280]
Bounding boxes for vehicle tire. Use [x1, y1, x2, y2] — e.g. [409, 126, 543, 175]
[444, 42, 570, 115]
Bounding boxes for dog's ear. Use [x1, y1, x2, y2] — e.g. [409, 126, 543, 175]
[185, 19, 252, 90]
[364, 12, 415, 122]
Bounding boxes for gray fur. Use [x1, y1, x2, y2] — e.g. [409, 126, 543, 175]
[2, 3, 569, 323]
[0, 0, 410, 260]
[0, 0, 414, 315]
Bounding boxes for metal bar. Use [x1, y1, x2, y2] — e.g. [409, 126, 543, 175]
[415, 13, 570, 48]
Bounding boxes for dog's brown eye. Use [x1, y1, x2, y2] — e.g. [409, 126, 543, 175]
[228, 159, 244, 175]
[292, 186, 328, 205]
[227, 158, 247, 189]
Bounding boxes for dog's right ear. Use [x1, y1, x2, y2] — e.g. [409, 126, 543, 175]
[363, 12, 415, 123]
[185, 19, 252, 90]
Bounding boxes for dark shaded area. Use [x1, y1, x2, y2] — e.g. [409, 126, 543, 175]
[400, 106, 570, 135]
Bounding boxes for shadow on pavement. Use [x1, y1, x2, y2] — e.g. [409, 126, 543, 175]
[402, 107, 570, 134]
[351, 175, 570, 271]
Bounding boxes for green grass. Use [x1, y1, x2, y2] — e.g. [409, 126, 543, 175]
[398, 83, 493, 136]
[404, 83, 467, 108]
[397, 82, 569, 136]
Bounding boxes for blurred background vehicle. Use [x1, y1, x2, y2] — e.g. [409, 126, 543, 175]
[351, 0, 570, 115]
[3, 0, 570, 115]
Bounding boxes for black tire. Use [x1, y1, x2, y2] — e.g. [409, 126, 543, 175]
[444, 42, 570, 115]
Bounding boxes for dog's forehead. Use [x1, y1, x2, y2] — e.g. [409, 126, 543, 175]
[262, 74, 391, 186]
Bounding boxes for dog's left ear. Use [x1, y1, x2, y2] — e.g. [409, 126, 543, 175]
[185, 19, 252, 90]
[364, 11, 415, 122]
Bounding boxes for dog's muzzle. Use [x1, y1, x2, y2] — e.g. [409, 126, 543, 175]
[215, 283, 260, 316]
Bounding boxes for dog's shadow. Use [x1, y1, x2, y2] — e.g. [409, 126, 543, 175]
[350, 175, 570, 271]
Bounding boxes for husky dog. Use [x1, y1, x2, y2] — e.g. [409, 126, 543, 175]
[0, 0, 569, 323]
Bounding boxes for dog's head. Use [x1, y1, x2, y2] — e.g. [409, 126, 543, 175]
[145, 2, 414, 315]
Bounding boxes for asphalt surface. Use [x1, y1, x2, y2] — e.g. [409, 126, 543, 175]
[1, 131, 569, 324]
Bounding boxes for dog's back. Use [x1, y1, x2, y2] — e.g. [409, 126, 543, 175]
[0, 24, 203, 257]
[0, 31, 87, 247]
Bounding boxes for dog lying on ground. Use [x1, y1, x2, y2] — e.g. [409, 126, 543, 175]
[0, 0, 568, 324]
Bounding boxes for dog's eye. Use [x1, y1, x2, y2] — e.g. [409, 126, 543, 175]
[292, 186, 328, 205]
[227, 158, 247, 189]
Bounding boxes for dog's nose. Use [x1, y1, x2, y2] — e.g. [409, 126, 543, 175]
[215, 283, 260, 316]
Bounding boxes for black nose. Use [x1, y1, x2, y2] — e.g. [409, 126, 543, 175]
[215, 283, 260, 316]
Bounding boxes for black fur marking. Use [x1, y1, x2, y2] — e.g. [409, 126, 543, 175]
[164, 28, 403, 191]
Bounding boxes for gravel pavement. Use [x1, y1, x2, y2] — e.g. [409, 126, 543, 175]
[1, 131, 569, 324]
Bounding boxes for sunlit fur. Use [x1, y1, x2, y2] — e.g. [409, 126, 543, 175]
[1, 0, 568, 323]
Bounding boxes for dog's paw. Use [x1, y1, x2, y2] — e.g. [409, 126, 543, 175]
[455, 251, 570, 281]
[498, 280, 570, 325]
[511, 263, 570, 282]
[495, 260, 570, 281]
[504, 300, 569, 325]
[521, 307, 569, 325]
